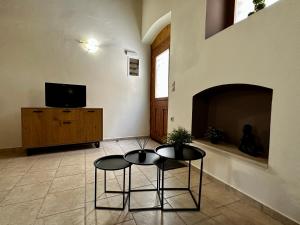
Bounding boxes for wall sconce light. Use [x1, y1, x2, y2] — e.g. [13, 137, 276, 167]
[80, 38, 100, 53]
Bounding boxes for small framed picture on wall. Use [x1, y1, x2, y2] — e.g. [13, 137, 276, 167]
[127, 56, 140, 76]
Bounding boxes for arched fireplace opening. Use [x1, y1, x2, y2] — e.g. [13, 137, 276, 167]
[192, 84, 273, 160]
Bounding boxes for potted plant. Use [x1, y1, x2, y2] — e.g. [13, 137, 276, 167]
[248, 0, 266, 16]
[205, 126, 224, 144]
[166, 127, 192, 152]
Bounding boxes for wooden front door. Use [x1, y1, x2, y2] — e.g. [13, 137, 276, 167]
[150, 25, 170, 143]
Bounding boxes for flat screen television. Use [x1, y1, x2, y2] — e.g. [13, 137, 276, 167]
[45, 82, 86, 108]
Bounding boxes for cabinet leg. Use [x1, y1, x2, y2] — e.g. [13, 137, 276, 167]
[26, 149, 32, 156]
[95, 142, 100, 148]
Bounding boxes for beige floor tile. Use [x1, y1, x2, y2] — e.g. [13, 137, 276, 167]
[174, 170, 202, 187]
[60, 155, 85, 167]
[132, 209, 185, 225]
[30, 158, 61, 171]
[49, 174, 85, 193]
[39, 188, 85, 217]
[141, 166, 159, 181]
[166, 192, 197, 209]
[86, 178, 122, 202]
[1, 182, 51, 205]
[62, 149, 86, 157]
[219, 200, 284, 225]
[85, 151, 106, 163]
[3, 157, 37, 169]
[35, 208, 84, 225]
[193, 218, 221, 225]
[119, 173, 151, 189]
[168, 166, 189, 175]
[200, 195, 223, 217]
[17, 170, 56, 186]
[0, 190, 8, 203]
[56, 164, 85, 177]
[0, 159, 10, 169]
[117, 220, 136, 225]
[0, 175, 22, 191]
[0, 166, 30, 177]
[202, 182, 240, 207]
[86, 200, 132, 225]
[0, 199, 43, 225]
[129, 184, 161, 209]
[163, 177, 186, 189]
[87, 169, 116, 184]
[177, 210, 209, 225]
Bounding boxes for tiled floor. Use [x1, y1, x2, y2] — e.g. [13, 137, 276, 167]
[0, 139, 287, 225]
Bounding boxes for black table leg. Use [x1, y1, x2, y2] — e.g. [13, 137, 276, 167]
[95, 167, 129, 210]
[198, 158, 204, 210]
[104, 170, 107, 192]
[188, 160, 191, 189]
[160, 159, 204, 211]
[94, 167, 97, 209]
[128, 165, 131, 210]
[161, 160, 165, 209]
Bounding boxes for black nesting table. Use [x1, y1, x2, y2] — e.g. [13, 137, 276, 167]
[124, 149, 161, 211]
[94, 155, 131, 210]
[155, 144, 206, 211]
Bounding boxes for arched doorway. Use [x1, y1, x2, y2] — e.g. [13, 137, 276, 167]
[150, 25, 170, 143]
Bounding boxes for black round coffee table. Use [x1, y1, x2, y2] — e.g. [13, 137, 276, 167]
[94, 155, 131, 210]
[156, 144, 206, 160]
[124, 149, 162, 211]
[155, 144, 206, 211]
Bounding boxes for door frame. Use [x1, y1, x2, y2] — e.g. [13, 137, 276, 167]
[150, 25, 171, 143]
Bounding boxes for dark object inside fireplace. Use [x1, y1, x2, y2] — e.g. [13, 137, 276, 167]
[239, 124, 262, 157]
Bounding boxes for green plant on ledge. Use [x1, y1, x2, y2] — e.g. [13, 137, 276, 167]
[166, 127, 192, 147]
[205, 126, 224, 144]
[248, 0, 266, 16]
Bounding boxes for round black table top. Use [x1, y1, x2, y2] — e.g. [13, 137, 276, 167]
[94, 155, 131, 171]
[124, 149, 160, 165]
[155, 144, 206, 161]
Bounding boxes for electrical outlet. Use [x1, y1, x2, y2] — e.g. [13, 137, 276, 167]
[172, 81, 175, 92]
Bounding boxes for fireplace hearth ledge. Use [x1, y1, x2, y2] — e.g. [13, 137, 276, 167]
[191, 139, 268, 169]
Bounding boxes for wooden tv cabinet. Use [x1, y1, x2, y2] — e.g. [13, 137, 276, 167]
[21, 107, 103, 149]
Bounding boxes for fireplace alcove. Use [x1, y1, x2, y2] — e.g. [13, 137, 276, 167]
[192, 84, 273, 165]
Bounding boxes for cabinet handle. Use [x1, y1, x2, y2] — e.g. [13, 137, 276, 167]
[63, 121, 72, 124]
[33, 110, 43, 113]
[87, 110, 95, 113]
[62, 110, 71, 113]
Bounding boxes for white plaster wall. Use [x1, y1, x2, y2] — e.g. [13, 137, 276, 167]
[0, 0, 150, 149]
[141, 0, 171, 39]
[143, 0, 300, 222]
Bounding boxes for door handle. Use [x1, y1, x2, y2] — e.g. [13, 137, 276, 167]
[63, 121, 72, 124]
[33, 110, 43, 113]
[87, 110, 95, 113]
[62, 110, 71, 113]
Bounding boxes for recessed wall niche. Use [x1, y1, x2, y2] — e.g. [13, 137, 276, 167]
[205, 0, 235, 39]
[192, 84, 273, 160]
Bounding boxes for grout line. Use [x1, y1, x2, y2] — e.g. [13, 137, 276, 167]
[35, 207, 85, 222]
[0, 196, 47, 207]
[37, 205, 85, 220]
[36, 155, 63, 220]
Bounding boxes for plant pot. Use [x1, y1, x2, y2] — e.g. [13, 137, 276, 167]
[210, 137, 219, 144]
[174, 143, 184, 152]
[138, 150, 146, 162]
[173, 143, 184, 158]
